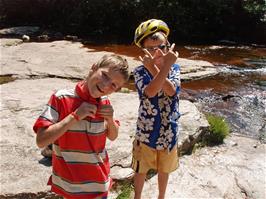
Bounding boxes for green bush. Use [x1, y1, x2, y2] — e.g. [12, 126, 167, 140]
[205, 114, 230, 145]
[116, 181, 133, 199]
[119, 87, 130, 93]
[1, 0, 266, 44]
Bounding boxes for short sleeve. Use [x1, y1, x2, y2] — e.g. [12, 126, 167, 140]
[133, 66, 152, 99]
[33, 93, 60, 133]
[168, 64, 181, 93]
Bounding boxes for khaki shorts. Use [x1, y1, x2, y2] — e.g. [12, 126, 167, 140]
[131, 140, 179, 174]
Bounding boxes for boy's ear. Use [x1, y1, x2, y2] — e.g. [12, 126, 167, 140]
[87, 64, 97, 78]
[91, 64, 98, 71]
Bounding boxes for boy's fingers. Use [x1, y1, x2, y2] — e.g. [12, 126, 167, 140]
[139, 56, 144, 62]
[98, 108, 113, 117]
[99, 107, 113, 112]
[175, 51, 179, 57]
[170, 43, 175, 51]
[143, 49, 153, 59]
[98, 105, 113, 112]
[157, 48, 164, 56]
[153, 50, 159, 59]
[88, 110, 96, 116]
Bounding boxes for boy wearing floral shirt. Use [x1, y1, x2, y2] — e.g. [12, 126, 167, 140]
[132, 19, 180, 199]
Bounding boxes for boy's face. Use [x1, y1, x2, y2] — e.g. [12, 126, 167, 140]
[142, 36, 169, 68]
[86, 65, 125, 98]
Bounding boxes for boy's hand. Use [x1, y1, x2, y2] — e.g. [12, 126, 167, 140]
[75, 102, 97, 120]
[162, 43, 179, 67]
[152, 43, 178, 68]
[139, 49, 156, 72]
[97, 104, 114, 122]
[139, 43, 178, 72]
[99, 104, 118, 141]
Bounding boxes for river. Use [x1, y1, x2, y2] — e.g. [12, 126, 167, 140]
[84, 43, 266, 142]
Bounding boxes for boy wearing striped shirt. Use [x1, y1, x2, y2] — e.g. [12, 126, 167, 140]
[33, 54, 129, 199]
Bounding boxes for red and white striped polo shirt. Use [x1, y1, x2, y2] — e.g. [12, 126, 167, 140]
[33, 81, 114, 199]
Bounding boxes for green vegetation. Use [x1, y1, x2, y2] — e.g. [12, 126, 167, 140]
[192, 114, 230, 153]
[205, 114, 230, 145]
[115, 180, 133, 199]
[114, 170, 157, 198]
[3, 40, 22, 46]
[1, 0, 265, 44]
[119, 87, 130, 93]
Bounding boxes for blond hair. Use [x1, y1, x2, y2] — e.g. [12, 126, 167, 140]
[140, 31, 168, 47]
[95, 54, 130, 81]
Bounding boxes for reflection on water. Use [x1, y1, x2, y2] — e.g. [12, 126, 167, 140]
[182, 69, 266, 93]
[84, 43, 266, 141]
[182, 71, 266, 141]
[181, 45, 266, 67]
[84, 43, 266, 67]
[182, 52, 266, 141]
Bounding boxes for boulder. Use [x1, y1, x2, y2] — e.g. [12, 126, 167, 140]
[0, 79, 209, 194]
[1, 39, 217, 81]
[1, 38, 264, 199]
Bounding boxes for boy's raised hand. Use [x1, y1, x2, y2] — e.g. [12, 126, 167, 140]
[139, 49, 155, 72]
[139, 43, 179, 72]
[162, 43, 179, 67]
[75, 102, 97, 120]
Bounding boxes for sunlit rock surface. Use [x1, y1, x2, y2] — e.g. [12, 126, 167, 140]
[1, 39, 217, 81]
[1, 38, 264, 199]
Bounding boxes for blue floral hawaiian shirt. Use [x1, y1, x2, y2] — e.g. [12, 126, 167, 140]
[133, 64, 181, 151]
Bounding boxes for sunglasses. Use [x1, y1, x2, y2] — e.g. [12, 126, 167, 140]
[143, 44, 171, 52]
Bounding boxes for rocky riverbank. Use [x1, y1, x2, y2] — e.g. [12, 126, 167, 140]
[0, 37, 265, 199]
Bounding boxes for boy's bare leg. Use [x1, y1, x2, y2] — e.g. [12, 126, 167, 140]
[134, 173, 146, 199]
[158, 172, 169, 199]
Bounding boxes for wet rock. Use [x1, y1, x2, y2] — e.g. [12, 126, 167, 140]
[0, 26, 40, 36]
[22, 34, 30, 42]
[64, 35, 78, 41]
[218, 40, 237, 45]
[221, 94, 241, 101]
[37, 34, 50, 42]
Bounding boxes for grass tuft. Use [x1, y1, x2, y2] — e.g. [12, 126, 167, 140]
[116, 181, 133, 199]
[205, 114, 230, 145]
[119, 87, 130, 93]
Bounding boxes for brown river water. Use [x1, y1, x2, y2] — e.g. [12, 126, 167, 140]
[85, 44, 266, 142]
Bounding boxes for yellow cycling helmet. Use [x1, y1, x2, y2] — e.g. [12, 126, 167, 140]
[134, 19, 170, 48]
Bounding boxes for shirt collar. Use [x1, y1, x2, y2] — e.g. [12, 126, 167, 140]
[75, 81, 100, 104]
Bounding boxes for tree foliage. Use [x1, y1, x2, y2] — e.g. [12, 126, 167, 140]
[0, 0, 265, 44]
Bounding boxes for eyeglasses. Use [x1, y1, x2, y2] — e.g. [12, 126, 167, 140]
[143, 44, 171, 52]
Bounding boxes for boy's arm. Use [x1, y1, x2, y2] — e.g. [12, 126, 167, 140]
[36, 102, 97, 148]
[141, 46, 178, 98]
[146, 65, 176, 96]
[98, 104, 119, 141]
[105, 119, 119, 141]
[36, 114, 78, 148]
